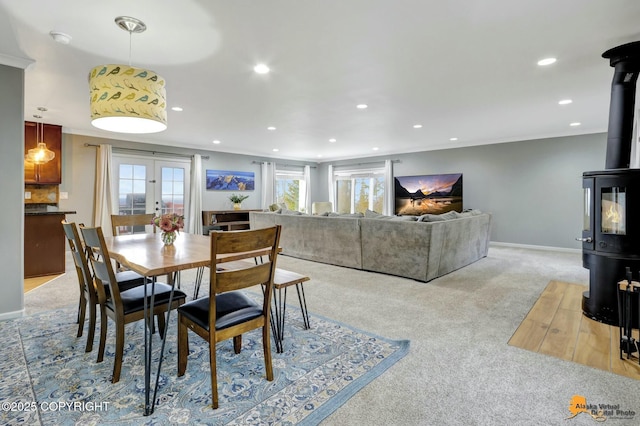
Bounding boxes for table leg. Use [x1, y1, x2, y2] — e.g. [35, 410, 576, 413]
[294, 283, 311, 330]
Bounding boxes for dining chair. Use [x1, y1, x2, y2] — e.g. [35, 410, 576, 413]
[62, 220, 147, 353]
[110, 213, 156, 236]
[80, 224, 187, 383]
[177, 225, 282, 409]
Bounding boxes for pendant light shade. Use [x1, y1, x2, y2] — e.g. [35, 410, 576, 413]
[89, 16, 167, 134]
[89, 64, 167, 133]
[25, 110, 55, 164]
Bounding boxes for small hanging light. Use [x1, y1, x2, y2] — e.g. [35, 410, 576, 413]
[25, 108, 55, 164]
[88, 16, 167, 134]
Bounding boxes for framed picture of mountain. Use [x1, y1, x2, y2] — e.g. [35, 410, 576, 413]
[206, 170, 255, 191]
[394, 173, 463, 215]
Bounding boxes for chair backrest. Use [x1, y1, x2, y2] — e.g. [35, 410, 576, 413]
[80, 225, 122, 308]
[210, 225, 281, 317]
[111, 213, 156, 236]
[61, 220, 94, 299]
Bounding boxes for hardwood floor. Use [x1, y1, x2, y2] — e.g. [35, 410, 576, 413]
[24, 274, 63, 293]
[509, 280, 640, 380]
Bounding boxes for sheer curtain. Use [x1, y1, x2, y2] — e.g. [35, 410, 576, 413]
[303, 165, 311, 214]
[327, 164, 334, 210]
[188, 154, 203, 234]
[261, 162, 276, 209]
[383, 159, 394, 215]
[94, 144, 114, 235]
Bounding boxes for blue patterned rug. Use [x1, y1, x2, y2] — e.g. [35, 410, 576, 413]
[0, 302, 408, 425]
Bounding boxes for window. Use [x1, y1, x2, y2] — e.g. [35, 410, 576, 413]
[333, 166, 386, 214]
[275, 168, 307, 212]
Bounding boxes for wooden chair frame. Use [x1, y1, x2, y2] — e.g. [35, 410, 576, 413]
[110, 213, 156, 236]
[177, 225, 281, 409]
[80, 225, 186, 383]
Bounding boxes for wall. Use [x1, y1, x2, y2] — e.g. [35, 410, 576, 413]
[0, 64, 25, 319]
[317, 133, 607, 249]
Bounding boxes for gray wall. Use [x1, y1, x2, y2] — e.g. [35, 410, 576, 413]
[0, 64, 25, 319]
[317, 133, 607, 249]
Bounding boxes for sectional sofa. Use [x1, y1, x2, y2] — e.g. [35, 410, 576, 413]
[249, 210, 492, 282]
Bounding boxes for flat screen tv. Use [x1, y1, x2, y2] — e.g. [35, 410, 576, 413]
[394, 173, 463, 215]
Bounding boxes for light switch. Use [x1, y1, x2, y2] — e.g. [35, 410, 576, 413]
[24, 191, 31, 199]
[60, 191, 69, 200]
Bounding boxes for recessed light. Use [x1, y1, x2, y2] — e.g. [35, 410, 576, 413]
[267, 126, 276, 131]
[449, 137, 458, 141]
[413, 124, 423, 129]
[356, 104, 368, 109]
[372, 147, 379, 151]
[558, 99, 572, 105]
[570, 122, 581, 127]
[212, 140, 221, 144]
[171, 106, 183, 111]
[537, 57, 557, 66]
[254, 63, 270, 74]
[272, 148, 279, 152]
[50, 31, 72, 44]
[329, 138, 337, 143]
[317, 154, 323, 158]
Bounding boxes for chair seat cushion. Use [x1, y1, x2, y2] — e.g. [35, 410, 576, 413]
[106, 283, 187, 315]
[178, 291, 262, 331]
[115, 270, 148, 292]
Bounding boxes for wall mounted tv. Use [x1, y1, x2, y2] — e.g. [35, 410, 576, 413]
[394, 173, 463, 215]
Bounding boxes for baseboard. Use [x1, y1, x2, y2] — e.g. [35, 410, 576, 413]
[490, 241, 581, 254]
[0, 308, 25, 321]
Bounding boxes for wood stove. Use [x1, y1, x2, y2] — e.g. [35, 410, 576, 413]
[581, 41, 640, 326]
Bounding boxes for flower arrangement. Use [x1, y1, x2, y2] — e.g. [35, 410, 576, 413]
[228, 193, 249, 203]
[152, 213, 184, 245]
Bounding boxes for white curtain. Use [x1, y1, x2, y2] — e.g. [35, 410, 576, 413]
[261, 161, 276, 209]
[327, 164, 334, 209]
[93, 144, 114, 235]
[303, 165, 311, 214]
[383, 159, 394, 215]
[188, 154, 203, 234]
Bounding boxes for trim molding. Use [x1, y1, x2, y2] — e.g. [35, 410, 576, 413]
[0, 308, 25, 321]
[0, 53, 35, 69]
[490, 241, 581, 254]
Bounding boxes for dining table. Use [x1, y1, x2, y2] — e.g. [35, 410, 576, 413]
[104, 231, 274, 415]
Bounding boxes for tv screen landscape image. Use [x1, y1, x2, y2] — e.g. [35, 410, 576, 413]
[394, 173, 463, 215]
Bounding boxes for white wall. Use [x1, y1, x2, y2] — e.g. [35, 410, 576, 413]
[0, 64, 25, 319]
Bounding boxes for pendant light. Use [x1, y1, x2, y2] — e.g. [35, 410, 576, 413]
[89, 16, 167, 134]
[25, 107, 55, 164]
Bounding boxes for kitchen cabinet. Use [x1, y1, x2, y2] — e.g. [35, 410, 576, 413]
[24, 121, 62, 184]
[24, 211, 76, 278]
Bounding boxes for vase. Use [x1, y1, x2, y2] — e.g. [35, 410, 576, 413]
[161, 231, 177, 246]
[233, 203, 242, 210]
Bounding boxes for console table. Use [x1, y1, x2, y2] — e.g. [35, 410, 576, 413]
[201, 210, 261, 232]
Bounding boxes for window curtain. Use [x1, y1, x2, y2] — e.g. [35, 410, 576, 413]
[187, 154, 203, 234]
[327, 164, 334, 210]
[93, 144, 114, 235]
[261, 161, 276, 209]
[303, 165, 311, 214]
[383, 159, 394, 215]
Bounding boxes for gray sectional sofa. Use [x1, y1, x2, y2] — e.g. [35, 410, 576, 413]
[249, 210, 492, 282]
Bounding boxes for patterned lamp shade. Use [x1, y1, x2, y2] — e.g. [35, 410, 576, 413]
[89, 64, 167, 134]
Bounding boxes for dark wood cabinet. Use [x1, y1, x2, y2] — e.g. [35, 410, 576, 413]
[24, 213, 66, 278]
[201, 210, 261, 233]
[24, 121, 62, 184]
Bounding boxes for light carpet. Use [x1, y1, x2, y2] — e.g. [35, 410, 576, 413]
[0, 303, 409, 425]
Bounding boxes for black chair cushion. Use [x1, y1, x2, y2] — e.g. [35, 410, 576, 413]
[178, 291, 262, 331]
[115, 270, 148, 292]
[106, 282, 187, 315]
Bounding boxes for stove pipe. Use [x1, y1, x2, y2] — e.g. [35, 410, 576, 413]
[603, 41, 640, 169]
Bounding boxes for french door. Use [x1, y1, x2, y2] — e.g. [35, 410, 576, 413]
[112, 155, 191, 233]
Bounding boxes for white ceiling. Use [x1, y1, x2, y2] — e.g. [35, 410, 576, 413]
[1, 0, 639, 162]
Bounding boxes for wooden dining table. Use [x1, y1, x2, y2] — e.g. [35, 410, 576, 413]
[104, 232, 274, 415]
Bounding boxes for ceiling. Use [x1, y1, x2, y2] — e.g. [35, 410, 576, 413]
[1, 1, 639, 163]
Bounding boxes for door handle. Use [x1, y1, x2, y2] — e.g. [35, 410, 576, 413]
[576, 237, 592, 243]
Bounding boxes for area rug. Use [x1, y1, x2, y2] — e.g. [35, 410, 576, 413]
[0, 303, 409, 425]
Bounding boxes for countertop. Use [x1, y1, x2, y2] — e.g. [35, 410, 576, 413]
[25, 210, 77, 216]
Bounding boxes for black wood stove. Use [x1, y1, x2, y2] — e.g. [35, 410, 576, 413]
[581, 41, 640, 326]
